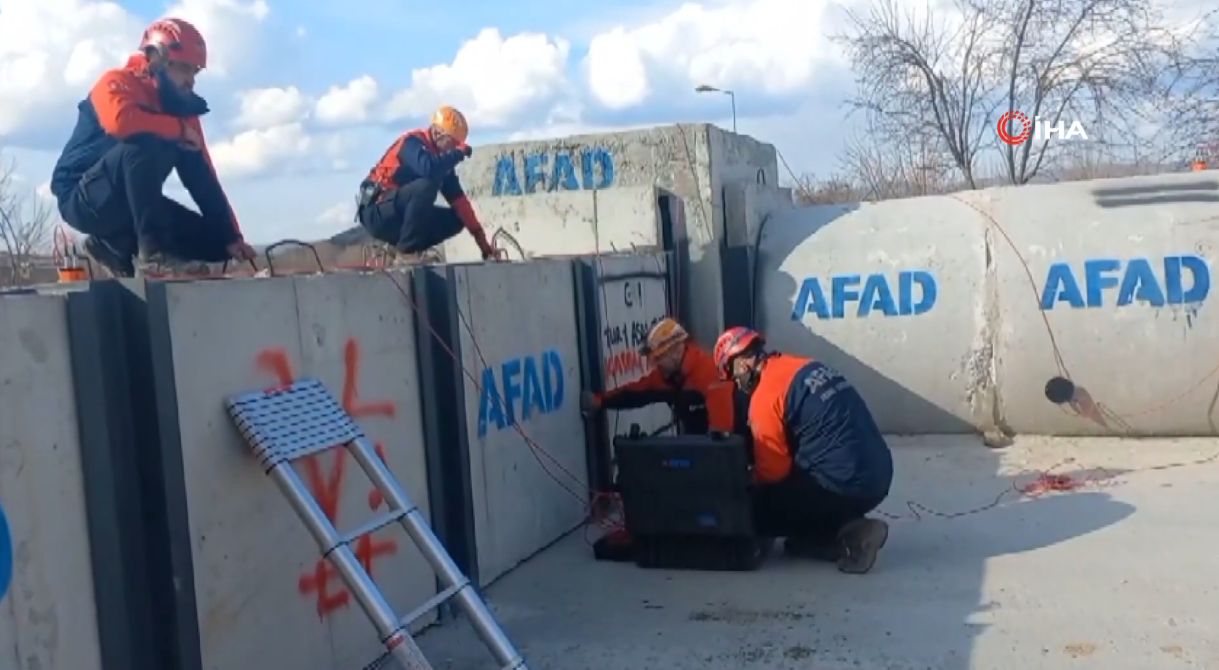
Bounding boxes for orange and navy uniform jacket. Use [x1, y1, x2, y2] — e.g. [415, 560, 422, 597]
[364, 129, 484, 237]
[49, 54, 242, 244]
[597, 344, 742, 434]
[747, 354, 893, 500]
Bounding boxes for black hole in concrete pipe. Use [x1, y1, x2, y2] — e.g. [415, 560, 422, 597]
[1044, 376, 1076, 404]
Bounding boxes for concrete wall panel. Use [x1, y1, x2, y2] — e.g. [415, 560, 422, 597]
[754, 171, 1219, 436]
[0, 294, 104, 670]
[154, 272, 434, 670]
[443, 187, 662, 263]
[593, 254, 673, 442]
[456, 124, 777, 347]
[454, 260, 588, 585]
[982, 174, 1219, 434]
[755, 198, 990, 434]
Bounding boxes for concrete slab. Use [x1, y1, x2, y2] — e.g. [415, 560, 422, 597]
[456, 124, 780, 347]
[152, 272, 435, 670]
[978, 175, 1219, 435]
[443, 187, 662, 263]
[753, 171, 1219, 436]
[757, 197, 988, 435]
[0, 293, 104, 669]
[416, 436, 1219, 670]
[454, 260, 590, 586]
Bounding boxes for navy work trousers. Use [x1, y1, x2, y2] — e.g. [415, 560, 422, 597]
[358, 178, 464, 254]
[56, 135, 231, 263]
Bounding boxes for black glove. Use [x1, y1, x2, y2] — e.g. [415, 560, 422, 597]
[458, 144, 473, 158]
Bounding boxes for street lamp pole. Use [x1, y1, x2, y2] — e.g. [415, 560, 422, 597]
[695, 85, 737, 133]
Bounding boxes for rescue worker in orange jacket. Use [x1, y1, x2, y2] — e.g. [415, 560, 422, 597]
[357, 107, 497, 262]
[580, 318, 742, 435]
[714, 326, 894, 574]
[49, 18, 255, 278]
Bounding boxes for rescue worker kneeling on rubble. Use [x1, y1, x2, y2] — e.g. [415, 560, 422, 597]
[49, 18, 256, 278]
[356, 106, 498, 262]
[714, 326, 894, 574]
[580, 318, 742, 435]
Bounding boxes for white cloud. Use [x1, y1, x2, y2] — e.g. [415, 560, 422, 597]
[210, 122, 313, 178]
[208, 121, 356, 179]
[383, 28, 572, 128]
[315, 76, 379, 126]
[0, 0, 273, 142]
[0, 0, 143, 137]
[584, 0, 841, 109]
[233, 86, 311, 129]
[316, 200, 355, 228]
[163, 0, 270, 77]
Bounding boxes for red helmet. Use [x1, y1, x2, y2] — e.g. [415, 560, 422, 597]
[713, 326, 764, 379]
[140, 18, 208, 69]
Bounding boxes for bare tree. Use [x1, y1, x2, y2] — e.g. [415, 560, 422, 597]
[1142, 19, 1219, 162]
[0, 154, 54, 287]
[835, 0, 1212, 188]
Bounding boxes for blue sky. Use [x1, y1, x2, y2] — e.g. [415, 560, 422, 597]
[0, 0, 873, 243]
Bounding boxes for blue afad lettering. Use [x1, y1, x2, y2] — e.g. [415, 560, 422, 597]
[477, 350, 566, 437]
[791, 271, 937, 320]
[0, 503, 11, 602]
[1040, 256, 1210, 310]
[492, 149, 615, 196]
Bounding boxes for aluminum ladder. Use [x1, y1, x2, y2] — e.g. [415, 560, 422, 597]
[226, 378, 529, 670]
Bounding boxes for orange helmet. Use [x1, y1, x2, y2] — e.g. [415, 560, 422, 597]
[640, 318, 688, 363]
[714, 326, 764, 379]
[431, 106, 469, 144]
[140, 18, 208, 69]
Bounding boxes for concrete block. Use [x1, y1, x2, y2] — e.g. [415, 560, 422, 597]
[457, 124, 779, 348]
[0, 293, 104, 669]
[454, 260, 588, 585]
[443, 187, 662, 263]
[754, 171, 1219, 436]
[981, 174, 1219, 434]
[151, 272, 434, 670]
[592, 253, 674, 443]
[755, 197, 989, 434]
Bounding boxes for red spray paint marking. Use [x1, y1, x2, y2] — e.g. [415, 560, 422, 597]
[254, 338, 399, 619]
[605, 349, 647, 386]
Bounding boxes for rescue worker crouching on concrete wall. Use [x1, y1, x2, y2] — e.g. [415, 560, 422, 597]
[49, 18, 257, 278]
[714, 326, 894, 574]
[356, 106, 498, 263]
[580, 318, 742, 435]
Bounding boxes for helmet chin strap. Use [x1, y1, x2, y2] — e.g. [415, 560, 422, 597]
[143, 45, 171, 74]
[734, 367, 762, 394]
[732, 351, 772, 394]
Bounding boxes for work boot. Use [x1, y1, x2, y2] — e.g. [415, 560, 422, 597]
[135, 248, 212, 278]
[836, 518, 889, 574]
[84, 236, 135, 278]
[783, 537, 843, 562]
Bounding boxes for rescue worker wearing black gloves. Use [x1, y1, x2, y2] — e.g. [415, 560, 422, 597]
[357, 106, 499, 263]
[714, 326, 894, 574]
[580, 318, 741, 435]
[49, 18, 256, 278]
